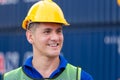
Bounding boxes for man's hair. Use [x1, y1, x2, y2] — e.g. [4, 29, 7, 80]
[27, 22, 40, 31]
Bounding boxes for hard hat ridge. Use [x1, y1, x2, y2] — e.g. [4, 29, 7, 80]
[44, 0, 52, 1]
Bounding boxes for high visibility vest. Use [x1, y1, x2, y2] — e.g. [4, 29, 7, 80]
[3, 64, 81, 80]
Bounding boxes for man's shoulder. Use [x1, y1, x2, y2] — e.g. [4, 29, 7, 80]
[3, 67, 22, 79]
[5, 67, 22, 75]
[67, 64, 93, 80]
[81, 70, 93, 80]
[67, 63, 81, 69]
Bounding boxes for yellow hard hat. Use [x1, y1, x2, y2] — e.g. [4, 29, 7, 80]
[22, 0, 69, 30]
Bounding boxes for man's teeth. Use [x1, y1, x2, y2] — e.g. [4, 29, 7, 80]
[49, 43, 58, 47]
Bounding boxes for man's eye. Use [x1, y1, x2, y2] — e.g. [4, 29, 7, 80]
[57, 30, 62, 33]
[44, 31, 50, 34]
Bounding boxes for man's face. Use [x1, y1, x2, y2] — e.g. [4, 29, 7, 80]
[26, 22, 63, 58]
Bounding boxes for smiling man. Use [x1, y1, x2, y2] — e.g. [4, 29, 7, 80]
[3, 0, 93, 80]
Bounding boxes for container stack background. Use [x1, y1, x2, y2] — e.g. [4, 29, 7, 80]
[0, 0, 120, 80]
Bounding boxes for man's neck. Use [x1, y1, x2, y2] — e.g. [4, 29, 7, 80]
[32, 55, 60, 78]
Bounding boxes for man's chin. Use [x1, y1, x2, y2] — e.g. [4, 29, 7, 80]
[47, 52, 60, 58]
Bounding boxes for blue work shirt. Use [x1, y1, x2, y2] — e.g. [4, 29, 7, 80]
[23, 55, 93, 80]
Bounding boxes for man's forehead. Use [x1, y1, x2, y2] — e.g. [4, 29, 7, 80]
[41, 26, 62, 30]
[39, 23, 62, 29]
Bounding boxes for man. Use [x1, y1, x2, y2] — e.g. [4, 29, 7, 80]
[3, 0, 93, 79]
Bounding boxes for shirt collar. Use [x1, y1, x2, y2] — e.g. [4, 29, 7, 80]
[24, 56, 33, 67]
[23, 55, 68, 78]
[24, 55, 67, 68]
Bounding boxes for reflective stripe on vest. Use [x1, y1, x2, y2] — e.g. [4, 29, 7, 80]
[3, 64, 81, 80]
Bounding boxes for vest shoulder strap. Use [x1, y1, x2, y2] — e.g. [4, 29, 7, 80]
[55, 63, 81, 80]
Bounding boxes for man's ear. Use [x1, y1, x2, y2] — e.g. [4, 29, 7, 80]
[26, 30, 33, 44]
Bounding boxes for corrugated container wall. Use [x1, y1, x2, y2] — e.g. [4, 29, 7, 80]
[0, 0, 120, 80]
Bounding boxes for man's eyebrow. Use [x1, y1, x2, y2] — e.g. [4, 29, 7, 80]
[43, 28, 52, 31]
[57, 27, 62, 30]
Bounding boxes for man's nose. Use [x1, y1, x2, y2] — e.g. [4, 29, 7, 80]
[50, 33, 59, 41]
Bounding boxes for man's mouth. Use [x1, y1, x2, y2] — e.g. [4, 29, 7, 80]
[48, 43, 59, 47]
